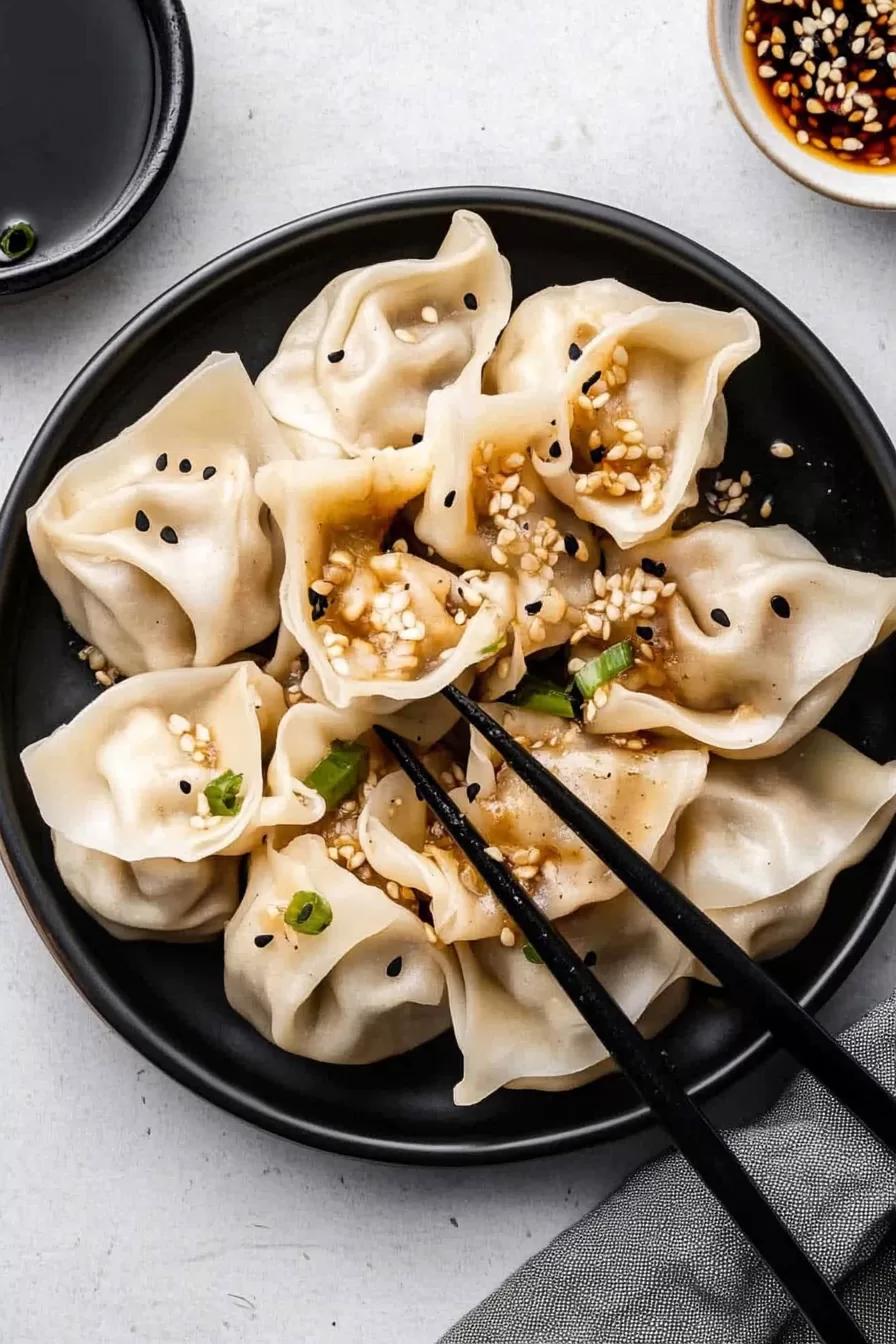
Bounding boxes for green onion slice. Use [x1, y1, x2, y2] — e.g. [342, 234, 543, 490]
[303, 740, 367, 810]
[479, 635, 507, 657]
[284, 890, 333, 935]
[0, 221, 36, 263]
[522, 942, 543, 964]
[507, 675, 576, 719]
[204, 769, 244, 817]
[574, 640, 634, 699]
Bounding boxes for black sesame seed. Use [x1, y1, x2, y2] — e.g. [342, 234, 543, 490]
[584, 949, 597, 968]
[308, 587, 329, 621]
[641, 557, 666, 578]
[770, 594, 791, 619]
[635, 625, 654, 640]
[549, 440, 562, 459]
[297, 902, 314, 924]
[412, 433, 423, 444]
[160, 526, 178, 545]
[444, 490, 456, 508]
[563, 533, 579, 557]
[711, 608, 731, 628]
[581, 370, 602, 395]
[179, 780, 191, 795]
[179, 458, 191, 473]
[203, 466, 216, 480]
[386, 955, 403, 978]
[254, 934, 274, 948]
[155, 453, 168, 472]
[466, 782, 481, 803]
[524, 600, 543, 615]
[463, 292, 478, 310]
[590, 446, 605, 464]
[327, 349, 345, 363]
[135, 510, 150, 533]
[568, 342, 582, 361]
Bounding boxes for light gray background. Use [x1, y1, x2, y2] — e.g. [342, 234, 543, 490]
[2, 3, 896, 1341]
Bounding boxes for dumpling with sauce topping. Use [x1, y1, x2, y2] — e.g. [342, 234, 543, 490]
[256, 210, 512, 458]
[224, 834, 456, 1063]
[27, 353, 292, 676]
[360, 705, 707, 943]
[255, 447, 516, 713]
[413, 385, 595, 674]
[579, 521, 896, 756]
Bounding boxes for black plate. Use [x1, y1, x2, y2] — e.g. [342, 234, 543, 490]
[2, 188, 896, 1164]
[0, 0, 192, 299]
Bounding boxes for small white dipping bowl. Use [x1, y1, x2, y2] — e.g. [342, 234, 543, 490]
[709, 0, 896, 208]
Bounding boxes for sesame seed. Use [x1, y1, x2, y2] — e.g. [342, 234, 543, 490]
[444, 490, 456, 508]
[254, 934, 274, 948]
[466, 782, 481, 803]
[421, 305, 438, 323]
[548, 441, 562, 458]
[135, 510, 150, 532]
[327, 350, 345, 363]
[568, 342, 582, 361]
[584, 950, 597, 968]
[770, 440, 795, 458]
[484, 845, 504, 861]
[770, 594, 791, 618]
[203, 466, 216, 480]
[179, 458, 191, 473]
[160, 525, 178, 545]
[760, 495, 774, 519]
[394, 328, 416, 343]
[500, 927, 516, 948]
[179, 780, 191, 795]
[412, 433, 423, 444]
[167, 714, 191, 735]
[582, 370, 602, 394]
[711, 608, 731, 628]
[332, 657, 351, 675]
[563, 533, 579, 557]
[463, 292, 478, 310]
[155, 453, 168, 472]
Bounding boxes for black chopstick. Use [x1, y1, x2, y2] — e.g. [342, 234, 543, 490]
[376, 725, 870, 1344]
[443, 683, 896, 1157]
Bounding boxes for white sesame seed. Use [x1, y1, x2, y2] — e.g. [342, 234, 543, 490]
[770, 440, 795, 458]
[197, 792, 210, 817]
[484, 846, 504, 862]
[500, 927, 516, 948]
[332, 657, 351, 675]
[728, 482, 743, 498]
[646, 445, 665, 461]
[95, 670, 112, 687]
[490, 544, 508, 566]
[760, 495, 774, 520]
[623, 430, 644, 445]
[842, 137, 864, 151]
[758, 64, 778, 78]
[87, 648, 106, 671]
[168, 714, 191, 736]
[179, 733, 196, 754]
[421, 305, 438, 323]
[614, 418, 639, 433]
[592, 391, 611, 409]
[394, 328, 416, 343]
[661, 581, 677, 597]
[577, 393, 594, 412]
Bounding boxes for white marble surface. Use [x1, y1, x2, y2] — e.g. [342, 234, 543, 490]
[2, 2, 896, 1341]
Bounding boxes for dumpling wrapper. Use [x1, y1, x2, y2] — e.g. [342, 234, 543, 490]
[52, 831, 240, 942]
[448, 892, 692, 1105]
[22, 662, 285, 863]
[256, 448, 516, 713]
[224, 834, 456, 1064]
[256, 210, 512, 457]
[413, 385, 594, 662]
[485, 278, 659, 395]
[359, 706, 707, 942]
[587, 522, 896, 755]
[27, 353, 291, 676]
[668, 729, 896, 967]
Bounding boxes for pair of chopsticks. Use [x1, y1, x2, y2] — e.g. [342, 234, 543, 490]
[376, 684, 896, 1344]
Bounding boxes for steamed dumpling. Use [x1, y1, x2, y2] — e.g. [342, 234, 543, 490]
[256, 210, 512, 457]
[255, 449, 516, 712]
[488, 282, 760, 549]
[51, 832, 240, 942]
[669, 730, 896, 965]
[21, 663, 285, 864]
[27, 354, 292, 676]
[448, 894, 692, 1105]
[359, 706, 707, 943]
[413, 386, 594, 670]
[224, 835, 456, 1063]
[578, 521, 896, 755]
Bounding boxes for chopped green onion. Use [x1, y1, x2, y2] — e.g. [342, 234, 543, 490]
[204, 769, 244, 817]
[284, 890, 333, 935]
[479, 635, 507, 657]
[574, 641, 634, 699]
[303, 740, 367, 810]
[507, 675, 576, 719]
[522, 942, 543, 964]
[0, 221, 36, 263]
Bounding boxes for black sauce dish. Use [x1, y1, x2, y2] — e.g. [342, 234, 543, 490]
[1, 187, 895, 1165]
[0, 0, 192, 299]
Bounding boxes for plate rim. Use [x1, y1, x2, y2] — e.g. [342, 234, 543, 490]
[2, 184, 896, 1165]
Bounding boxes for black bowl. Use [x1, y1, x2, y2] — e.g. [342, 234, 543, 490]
[2, 188, 895, 1164]
[0, 0, 192, 299]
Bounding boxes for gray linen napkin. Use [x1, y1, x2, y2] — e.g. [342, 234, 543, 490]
[441, 993, 896, 1344]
